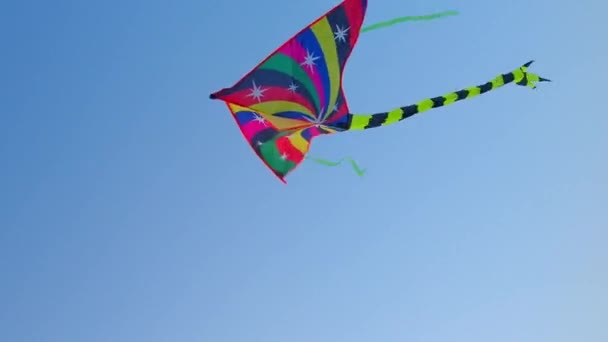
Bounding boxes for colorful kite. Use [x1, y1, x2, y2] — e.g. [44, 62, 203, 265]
[209, 0, 549, 183]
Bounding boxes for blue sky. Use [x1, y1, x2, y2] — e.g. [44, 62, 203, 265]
[1, 0, 607, 341]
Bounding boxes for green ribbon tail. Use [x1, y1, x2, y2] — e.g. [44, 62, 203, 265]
[306, 156, 366, 176]
[361, 10, 459, 33]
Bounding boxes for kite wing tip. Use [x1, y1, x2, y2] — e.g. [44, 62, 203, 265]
[523, 60, 535, 67]
[517, 60, 551, 89]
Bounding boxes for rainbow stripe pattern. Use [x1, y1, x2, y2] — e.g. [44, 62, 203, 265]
[210, 0, 367, 182]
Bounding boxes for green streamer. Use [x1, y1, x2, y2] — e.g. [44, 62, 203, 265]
[307, 156, 366, 176]
[361, 10, 459, 32]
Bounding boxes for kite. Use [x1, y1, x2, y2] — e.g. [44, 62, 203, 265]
[209, 0, 549, 183]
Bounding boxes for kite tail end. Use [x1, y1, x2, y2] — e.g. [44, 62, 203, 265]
[516, 60, 551, 89]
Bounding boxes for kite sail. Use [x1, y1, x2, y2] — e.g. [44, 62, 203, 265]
[209, 0, 549, 183]
[210, 0, 368, 182]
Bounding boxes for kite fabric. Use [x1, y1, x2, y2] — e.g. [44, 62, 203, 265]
[209, 0, 550, 183]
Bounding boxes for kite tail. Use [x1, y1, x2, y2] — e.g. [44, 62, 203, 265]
[306, 156, 366, 176]
[360, 10, 459, 33]
[345, 60, 550, 130]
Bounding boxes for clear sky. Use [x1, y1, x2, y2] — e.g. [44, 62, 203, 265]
[1, 0, 607, 341]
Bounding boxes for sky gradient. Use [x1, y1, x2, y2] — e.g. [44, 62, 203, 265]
[1, 0, 607, 341]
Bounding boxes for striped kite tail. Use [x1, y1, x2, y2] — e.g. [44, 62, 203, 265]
[344, 60, 550, 130]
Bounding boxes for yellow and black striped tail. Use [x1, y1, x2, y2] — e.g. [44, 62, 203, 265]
[343, 60, 550, 131]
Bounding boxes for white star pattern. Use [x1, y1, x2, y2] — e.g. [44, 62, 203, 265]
[301, 50, 320, 71]
[252, 114, 267, 126]
[288, 81, 298, 92]
[334, 25, 350, 43]
[280, 152, 288, 160]
[247, 80, 267, 102]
